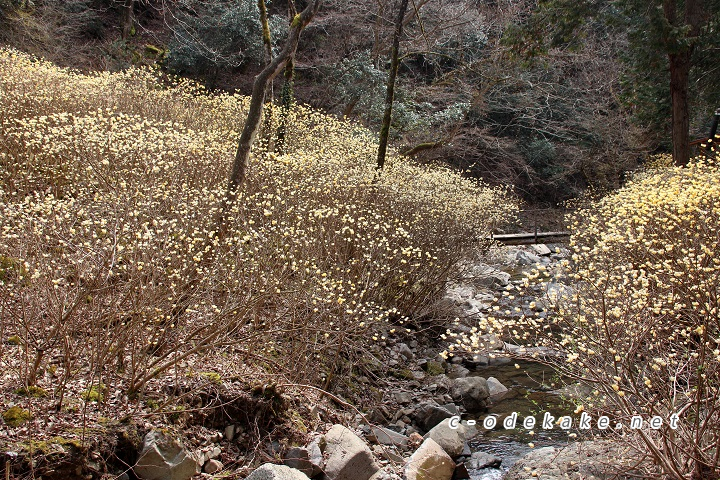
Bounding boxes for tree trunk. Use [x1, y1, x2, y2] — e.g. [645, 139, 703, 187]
[119, 0, 134, 40]
[669, 51, 692, 166]
[376, 0, 410, 170]
[663, 0, 703, 166]
[221, 0, 321, 223]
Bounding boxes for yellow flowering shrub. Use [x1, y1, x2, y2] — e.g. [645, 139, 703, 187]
[0, 48, 516, 399]
[448, 157, 720, 477]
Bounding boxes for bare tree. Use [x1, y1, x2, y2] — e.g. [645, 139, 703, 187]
[376, 0, 409, 170]
[221, 0, 321, 223]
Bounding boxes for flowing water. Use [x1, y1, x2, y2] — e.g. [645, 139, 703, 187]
[465, 361, 575, 479]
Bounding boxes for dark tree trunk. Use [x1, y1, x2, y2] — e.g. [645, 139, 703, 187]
[664, 0, 704, 166]
[220, 0, 321, 226]
[376, 0, 410, 171]
[120, 0, 134, 40]
[669, 51, 692, 166]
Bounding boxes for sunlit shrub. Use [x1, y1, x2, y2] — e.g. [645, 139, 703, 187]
[447, 158, 720, 478]
[0, 48, 516, 403]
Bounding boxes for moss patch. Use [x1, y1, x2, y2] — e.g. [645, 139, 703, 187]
[82, 383, 106, 402]
[15, 386, 49, 398]
[425, 361, 445, 376]
[199, 371, 222, 384]
[2, 406, 32, 427]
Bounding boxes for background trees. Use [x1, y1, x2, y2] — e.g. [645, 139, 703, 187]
[1, 0, 717, 202]
[505, 0, 720, 166]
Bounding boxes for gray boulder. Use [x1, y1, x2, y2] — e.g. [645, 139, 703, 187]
[133, 431, 200, 480]
[405, 438, 455, 480]
[531, 244, 552, 256]
[513, 249, 542, 266]
[450, 377, 489, 412]
[486, 377, 509, 402]
[414, 402, 455, 431]
[397, 343, 414, 360]
[370, 426, 409, 447]
[424, 419, 477, 458]
[204, 459, 223, 474]
[246, 463, 311, 480]
[324, 425, 380, 480]
[447, 365, 470, 379]
[464, 263, 511, 288]
[284, 447, 317, 477]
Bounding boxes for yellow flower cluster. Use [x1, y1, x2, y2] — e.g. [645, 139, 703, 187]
[0, 48, 516, 394]
[446, 155, 720, 476]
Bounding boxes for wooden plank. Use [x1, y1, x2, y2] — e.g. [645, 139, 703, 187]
[490, 231, 570, 245]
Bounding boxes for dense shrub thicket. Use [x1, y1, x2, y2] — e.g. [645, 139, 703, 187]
[0, 49, 516, 405]
[448, 156, 720, 478]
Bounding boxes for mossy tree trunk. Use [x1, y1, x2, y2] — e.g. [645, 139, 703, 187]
[376, 0, 410, 171]
[274, 1, 298, 155]
[220, 0, 321, 227]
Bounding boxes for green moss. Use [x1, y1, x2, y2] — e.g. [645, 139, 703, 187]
[391, 369, 415, 380]
[82, 383, 106, 402]
[2, 406, 32, 427]
[425, 361, 445, 376]
[199, 371, 222, 384]
[144, 44, 165, 58]
[15, 386, 49, 398]
[24, 436, 83, 454]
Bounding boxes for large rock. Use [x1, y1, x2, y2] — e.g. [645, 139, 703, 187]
[405, 438, 455, 480]
[531, 244, 552, 256]
[512, 249, 542, 266]
[486, 377, 509, 402]
[133, 431, 200, 480]
[245, 463, 311, 480]
[424, 419, 477, 458]
[504, 442, 639, 480]
[447, 365, 470, 379]
[463, 264, 510, 289]
[324, 425, 380, 480]
[414, 402, 456, 431]
[450, 377, 489, 413]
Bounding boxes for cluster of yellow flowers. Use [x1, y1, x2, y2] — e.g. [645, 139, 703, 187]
[0, 48, 516, 394]
[446, 155, 720, 476]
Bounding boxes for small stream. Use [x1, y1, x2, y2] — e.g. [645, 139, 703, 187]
[465, 361, 575, 479]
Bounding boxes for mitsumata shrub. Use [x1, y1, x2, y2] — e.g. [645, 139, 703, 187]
[447, 158, 720, 478]
[0, 48, 516, 402]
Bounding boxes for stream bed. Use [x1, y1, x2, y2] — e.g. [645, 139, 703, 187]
[466, 361, 575, 479]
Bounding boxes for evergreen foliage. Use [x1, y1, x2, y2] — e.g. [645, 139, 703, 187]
[167, 0, 287, 75]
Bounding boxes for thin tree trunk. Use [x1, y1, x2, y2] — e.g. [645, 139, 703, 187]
[376, 0, 410, 171]
[258, 0, 275, 151]
[220, 0, 321, 228]
[275, 58, 295, 155]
